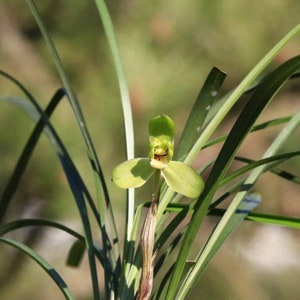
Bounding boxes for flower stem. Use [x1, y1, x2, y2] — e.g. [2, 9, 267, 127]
[137, 170, 162, 300]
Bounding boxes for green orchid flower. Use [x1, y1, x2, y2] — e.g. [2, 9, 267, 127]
[112, 115, 204, 198]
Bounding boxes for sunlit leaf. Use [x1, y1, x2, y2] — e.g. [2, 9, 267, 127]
[112, 158, 155, 189]
[162, 161, 204, 198]
[176, 67, 226, 161]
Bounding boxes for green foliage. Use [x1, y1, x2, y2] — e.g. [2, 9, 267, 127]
[1, 1, 300, 300]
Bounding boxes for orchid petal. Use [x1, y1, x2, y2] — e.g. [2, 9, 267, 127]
[162, 161, 204, 198]
[112, 158, 155, 189]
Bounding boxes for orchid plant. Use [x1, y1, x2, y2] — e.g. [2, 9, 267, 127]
[1, 1, 300, 300]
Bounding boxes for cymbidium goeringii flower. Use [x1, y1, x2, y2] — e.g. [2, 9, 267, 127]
[112, 115, 204, 198]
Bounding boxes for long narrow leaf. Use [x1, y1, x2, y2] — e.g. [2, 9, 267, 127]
[177, 194, 261, 298]
[220, 151, 300, 187]
[0, 218, 106, 266]
[0, 218, 82, 240]
[208, 209, 300, 229]
[234, 155, 300, 185]
[165, 39, 300, 298]
[0, 92, 112, 296]
[92, 3, 136, 290]
[162, 203, 300, 230]
[201, 56, 300, 192]
[176, 67, 226, 161]
[26, 4, 120, 295]
[93, 0, 134, 160]
[0, 88, 65, 222]
[92, 1, 137, 297]
[246, 212, 300, 228]
[0, 92, 110, 250]
[184, 24, 300, 166]
[204, 116, 292, 149]
[0, 237, 75, 299]
[211, 155, 300, 211]
[176, 56, 300, 299]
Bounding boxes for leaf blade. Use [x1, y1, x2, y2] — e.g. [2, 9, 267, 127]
[0, 237, 75, 299]
[176, 67, 226, 161]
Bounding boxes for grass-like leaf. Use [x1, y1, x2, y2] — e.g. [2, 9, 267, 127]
[184, 25, 300, 166]
[175, 56, 300, 299]
[0, 87, 65, 222]
[92, 2, 137, 296]
[0, 218, 107, 267]
[0, 237, 75, 299]
[176, 67, 226, 161]
[165, 28, 300, 298]
[25, 1, 128, 297]
[0, 81, 110, 298]
[208, 151, 300, 210]
[198, 55, 300, 192]
[209, 209, 300, 229]
[246, 212, 300, 228]
[221, 151, 300, 187]
[234, 155, 300, 184]
[204, 115, 292, 149]
[93, 0, 134, 159]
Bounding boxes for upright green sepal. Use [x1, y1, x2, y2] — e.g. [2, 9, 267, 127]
[149, 115, 175, 169]
[148, 114, 175, 139]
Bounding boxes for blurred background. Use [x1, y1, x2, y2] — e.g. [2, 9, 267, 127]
[0, 0, 300, 299]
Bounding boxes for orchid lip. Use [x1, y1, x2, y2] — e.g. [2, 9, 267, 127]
[150, 159, 168, 170]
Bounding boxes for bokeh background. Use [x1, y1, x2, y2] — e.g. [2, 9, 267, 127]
[1, 1, 300, 299]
